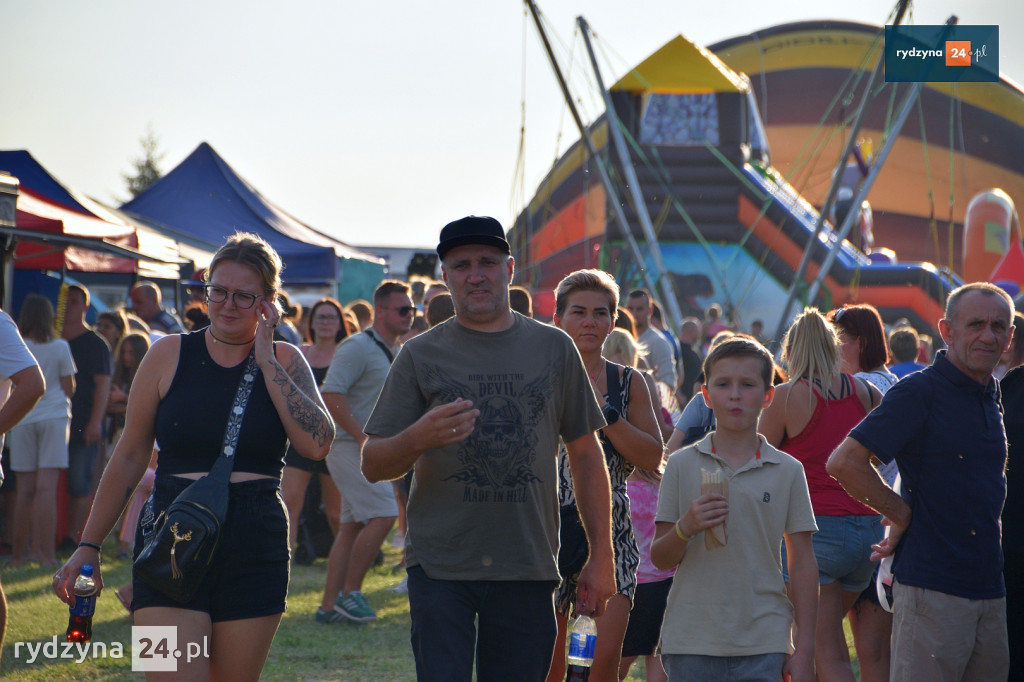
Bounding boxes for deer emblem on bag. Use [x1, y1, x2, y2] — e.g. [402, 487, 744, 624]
[169, 522, 193, 580]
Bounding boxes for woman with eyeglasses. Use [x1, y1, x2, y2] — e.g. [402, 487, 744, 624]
[53, 232, 334, 681]
[281, 298, 348, 561]
[758, 308, 882, 682]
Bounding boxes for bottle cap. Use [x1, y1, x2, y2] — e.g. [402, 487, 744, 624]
[80, 564, 94, 577]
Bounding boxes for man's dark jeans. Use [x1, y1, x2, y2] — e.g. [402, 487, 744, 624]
[407, 565, 558, 681]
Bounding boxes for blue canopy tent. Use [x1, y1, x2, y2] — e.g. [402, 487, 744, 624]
[0, 150, 88, 214]
[122, 142, 385, 300]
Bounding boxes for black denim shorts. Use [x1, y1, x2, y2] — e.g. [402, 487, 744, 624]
[132, 475, 290, 622]
[283, 445, 329, 475]
[621, 577, 673, 657]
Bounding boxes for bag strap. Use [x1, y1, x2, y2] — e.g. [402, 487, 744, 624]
[364, 329, 395, 364]
[865, 377, 877, 409]
[605, 361, 623, 413]
[208, 351, 260, 481]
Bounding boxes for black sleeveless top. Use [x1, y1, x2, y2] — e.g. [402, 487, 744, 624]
[155, 330, 288, 478]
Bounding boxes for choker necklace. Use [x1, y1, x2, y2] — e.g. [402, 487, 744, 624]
[208, 328, 255, 346]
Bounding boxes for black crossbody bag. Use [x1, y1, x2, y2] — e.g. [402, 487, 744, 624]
[133, 352, 259, 602]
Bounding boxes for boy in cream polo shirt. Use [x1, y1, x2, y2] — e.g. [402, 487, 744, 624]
[652, 337, 819, 682]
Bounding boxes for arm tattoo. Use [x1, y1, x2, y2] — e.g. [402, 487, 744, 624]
[289, 354, 319, 398]
[269, 354, 334, 447]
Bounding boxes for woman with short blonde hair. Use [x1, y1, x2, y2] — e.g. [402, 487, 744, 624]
[548, 269, 664, 682]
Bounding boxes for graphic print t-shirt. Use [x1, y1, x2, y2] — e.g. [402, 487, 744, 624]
[365, 314, 604, 581]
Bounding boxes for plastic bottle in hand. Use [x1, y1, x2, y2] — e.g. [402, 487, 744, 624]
[66, 564, 97, 642]
[565, 614, 597, 681]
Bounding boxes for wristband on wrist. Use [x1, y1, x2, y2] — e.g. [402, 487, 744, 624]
[78, 541, 102, 553]
[601, 402, 620, 426]
[674, 521, 691, 542]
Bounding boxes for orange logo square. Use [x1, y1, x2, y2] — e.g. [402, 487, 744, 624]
[946, 41, 972, 66]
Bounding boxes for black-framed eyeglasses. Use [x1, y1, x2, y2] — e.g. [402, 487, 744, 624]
[204, 284, 262, 309]
[833, 308, 847, 323]
[312, 314, 341, 323]
[383, 305, 415, 316]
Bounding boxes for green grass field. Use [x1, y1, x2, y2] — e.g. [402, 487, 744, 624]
[1, 541, 420, 681]
[0, 539, 857, 680]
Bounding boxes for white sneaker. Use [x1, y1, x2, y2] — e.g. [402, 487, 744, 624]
[389, 576, 409, 594]
[390, 530, 405, 548]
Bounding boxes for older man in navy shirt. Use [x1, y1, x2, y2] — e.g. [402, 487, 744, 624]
[828, 282, 1013, 682]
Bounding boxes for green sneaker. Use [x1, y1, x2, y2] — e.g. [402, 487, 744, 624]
[314, 608, 352, 624]
[334, 591, 377, 622]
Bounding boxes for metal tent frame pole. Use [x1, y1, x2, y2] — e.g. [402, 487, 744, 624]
[770, 53, 885, 346]
[578, 16, 683, 333]
[771, 0, 916, 346]
[524, 0, 662, 305]
[804, 15, 958, 307]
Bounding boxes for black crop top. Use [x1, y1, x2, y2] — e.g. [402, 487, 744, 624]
[155, 330, 288, 478]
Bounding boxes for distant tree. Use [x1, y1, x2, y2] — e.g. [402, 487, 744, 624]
[122, 127, 165, 200]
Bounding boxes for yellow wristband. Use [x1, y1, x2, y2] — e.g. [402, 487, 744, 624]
[674, 521, 691, 542]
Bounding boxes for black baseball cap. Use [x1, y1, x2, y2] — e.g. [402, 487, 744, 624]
[436, 216, 511, 260]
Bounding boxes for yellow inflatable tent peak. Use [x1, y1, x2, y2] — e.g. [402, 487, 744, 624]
[611, 34, 748, 94]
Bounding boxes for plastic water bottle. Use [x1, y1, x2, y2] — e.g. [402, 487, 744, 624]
[565, 614, 597, 681]
[66, 564, 97, 642]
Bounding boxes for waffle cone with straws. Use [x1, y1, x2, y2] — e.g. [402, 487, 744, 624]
[701, 468, 728, 550]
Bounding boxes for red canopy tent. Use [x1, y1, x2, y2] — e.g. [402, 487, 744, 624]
[13, 188, 142, 272]
[0, 152, 189, 279]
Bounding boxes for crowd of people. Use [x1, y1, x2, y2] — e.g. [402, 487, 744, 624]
[0, 216, 1009, 681]
[0, 281, 213, 570]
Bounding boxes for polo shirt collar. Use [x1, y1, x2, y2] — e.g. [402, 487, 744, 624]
[932, 349, 998, 397]
[693, 433, 781, 475]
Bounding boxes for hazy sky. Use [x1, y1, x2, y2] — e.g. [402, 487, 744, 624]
[3, 1, 1020, 249]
